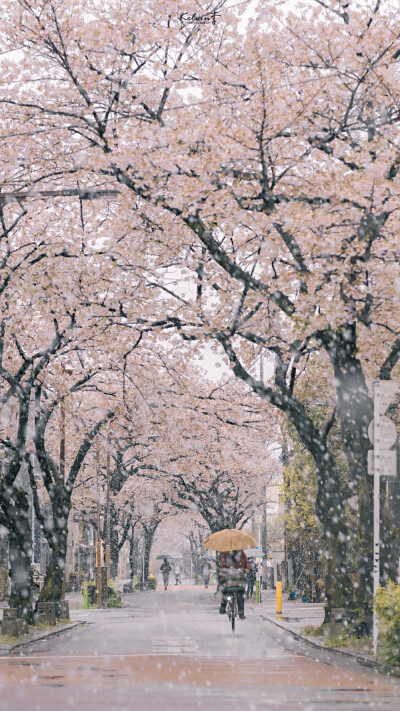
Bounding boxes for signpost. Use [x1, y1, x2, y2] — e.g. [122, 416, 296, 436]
[368, 380, 399, 656]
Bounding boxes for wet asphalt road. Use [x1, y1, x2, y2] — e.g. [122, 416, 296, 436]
[0, 586, 400, 710]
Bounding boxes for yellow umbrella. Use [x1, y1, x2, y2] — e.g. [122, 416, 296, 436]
[203, 529, 256, 552]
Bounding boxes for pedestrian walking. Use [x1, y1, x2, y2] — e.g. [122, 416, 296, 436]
[174, 565, 181, 585]
[246, 557, 257, 600]
[160, 558, 172, 590]
[203, 561, 212, 588]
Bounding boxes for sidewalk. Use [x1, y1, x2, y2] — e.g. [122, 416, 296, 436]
[249, 588, 324, 634]
[246, 589, 400, 675]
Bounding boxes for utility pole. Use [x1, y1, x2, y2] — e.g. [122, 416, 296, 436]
[60, 397, 66, 601]
[59, 365, 73, 601]
[96, 443, 102, 609]
[368, 380, 399, 656]
[260, 350, 268, 589]
[105, 432, 111, 579]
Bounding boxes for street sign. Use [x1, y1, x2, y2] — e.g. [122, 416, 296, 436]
[266, 504, 279, 515]
[368, 417, 397, 447]
[371, 380, 399, 657]
[368, 449, 397, 477]
[375, 380, 399, 415]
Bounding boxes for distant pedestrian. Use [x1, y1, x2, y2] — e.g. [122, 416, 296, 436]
[160, 558, 172, 590]
[246, 558, 257, 600]
[174, 565, 181, 585]
[203, 561, 212, 588]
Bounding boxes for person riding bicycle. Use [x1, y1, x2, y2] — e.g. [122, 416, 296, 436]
[218, 549, 250, 620]
[160, 558, 172, 590]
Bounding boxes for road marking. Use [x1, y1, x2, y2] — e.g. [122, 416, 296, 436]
[152, 637, 199, 654]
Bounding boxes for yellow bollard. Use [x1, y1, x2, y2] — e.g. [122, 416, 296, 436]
[256, 579, 260, 603]
[83, 581, 89, 610]
[276, 582, 282, 614]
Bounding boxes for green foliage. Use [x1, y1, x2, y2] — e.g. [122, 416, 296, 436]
[282, 360, 360, 602]
[282, 433, 327, 597]
[375, 582, 400, 666]
[301, 624, 324, 636]
[324, 634, 349, 648]
[147, 575, 157, 590]
[0, 632, 19, 644]
[106, 592, 123, 608]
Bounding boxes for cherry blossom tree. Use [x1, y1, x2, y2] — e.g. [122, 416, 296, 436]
[3, 0, 400, 631]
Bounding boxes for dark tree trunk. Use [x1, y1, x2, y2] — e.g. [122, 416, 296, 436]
[38, 492, 70, 610]
[129, 532, 139, 584]
[314, 454, 352, 622]
[325, 326, 373, 633]
[7, 488, 33, 619]
[109, 502, 119, 579]
[380, 479, 400, 585]
[39, 537, 67, 604]
[142, 528, 156, 585]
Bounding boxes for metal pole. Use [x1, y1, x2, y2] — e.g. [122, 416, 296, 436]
[373, 381, 381, 657]
[105, 432, 111, 579]
[31, 489, 35, 563]
[96, 445, 102, 608]
[256, 520, 261, 603]
[60, 398, 66, 601]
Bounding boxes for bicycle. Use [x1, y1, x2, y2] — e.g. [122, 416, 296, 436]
[219, 568, 247, 633]
[226, 588, 239, 632]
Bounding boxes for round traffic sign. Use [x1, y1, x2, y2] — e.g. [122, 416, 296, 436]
[368, 416, 397, 447]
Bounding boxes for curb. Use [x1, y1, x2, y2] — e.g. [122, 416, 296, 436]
[0, 620, 85, 657]
[259, 612, 400, 678]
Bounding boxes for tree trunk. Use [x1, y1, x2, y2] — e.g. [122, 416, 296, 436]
[314, 450, 352, 623]
[6, 488, 33, 620]
[39, 537, 67, 605]
[110, 503, 119, 579]
[327, 327, 373, 633]
[380, 479, 400, 585]
[38, 493, 70, 610]
[129, 531, 139, 585]
[142, 528, 155, 586]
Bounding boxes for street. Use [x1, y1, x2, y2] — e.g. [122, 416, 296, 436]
[1, 586, 400, 710]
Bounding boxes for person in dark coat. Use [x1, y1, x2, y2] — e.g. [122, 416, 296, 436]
[160, 558, 172, 590]
[218, 550, 250, 619]
[246, 557, 258, 600]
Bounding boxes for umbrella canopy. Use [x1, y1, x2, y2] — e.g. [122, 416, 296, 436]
[155, 554, 174, 560]
[203, 529, 256, 552]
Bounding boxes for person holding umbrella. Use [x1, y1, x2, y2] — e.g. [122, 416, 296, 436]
[203, 529, 256, 621]
[219, 549, 250, 619]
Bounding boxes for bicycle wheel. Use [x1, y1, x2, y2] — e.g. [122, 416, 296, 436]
[231, 591, 236, 632]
